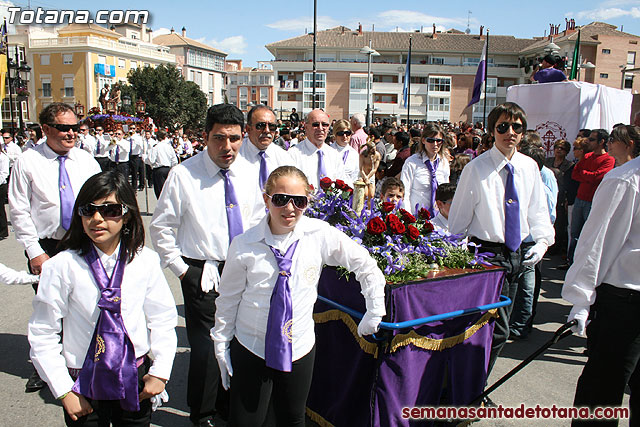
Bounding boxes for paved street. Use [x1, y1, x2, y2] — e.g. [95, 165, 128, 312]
[0, 190, 629, 426]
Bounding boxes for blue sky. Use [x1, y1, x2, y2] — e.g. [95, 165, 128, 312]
[2, 0, 640, 66]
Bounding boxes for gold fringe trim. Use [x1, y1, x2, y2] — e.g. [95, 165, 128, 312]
[313, 310, 379, 357]
[305, 407, 335, 427]
[389, 309, 499, 353]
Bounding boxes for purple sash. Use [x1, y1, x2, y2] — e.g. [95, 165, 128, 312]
[72, 245, 139, 412]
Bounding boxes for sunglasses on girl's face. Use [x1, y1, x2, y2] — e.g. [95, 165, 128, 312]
[495, 122, 524, 135]
[254, 122, 278, 132]
[266, 193, 308, 210]
[336, 131, 352, 137]
[78, 203, 129, 218]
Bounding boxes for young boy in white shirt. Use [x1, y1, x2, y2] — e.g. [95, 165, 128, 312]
[431, 183, 456, 233]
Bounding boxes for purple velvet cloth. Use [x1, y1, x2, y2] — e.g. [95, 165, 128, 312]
[308, 267, 505, 427]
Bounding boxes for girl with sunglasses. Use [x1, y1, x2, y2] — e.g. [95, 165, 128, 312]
[212, 165, 385, 427]
[28, 170, 178, 426]
[330, 119, 359, 184]
[401, 122, 450, 215]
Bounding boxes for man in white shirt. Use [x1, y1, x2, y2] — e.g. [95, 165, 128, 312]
[289, 109, 349, 189]
[449, 102, 554, 400]
[9, 102, 101, 392]
[129, 125, 145, 190]
[76, 125, 96, 155]
[562, 153, 640, 423]
[148, 130, 178, 198]
[0, 150, 9, 239]
[108, 129, 130, 179]
[142, 129, 157, 189]
[238, 105, 293, 193]
[2, 130, 23, 168]
[93, 126, 110, 171]
[150, 104, 264, 426]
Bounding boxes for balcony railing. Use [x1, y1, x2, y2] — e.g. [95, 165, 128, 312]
[30, 36, 175, 62]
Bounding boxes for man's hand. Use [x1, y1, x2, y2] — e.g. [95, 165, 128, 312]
[29, 253, 50, 275]
[61, 391, 93, 421]
[138, 374, 167, 401]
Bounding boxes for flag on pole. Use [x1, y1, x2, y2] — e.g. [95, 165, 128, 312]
[402, 41, 411, 108]
[467, 39, 488, 108]
[0, 21, 6, 51]
[569, 30, 581, 80]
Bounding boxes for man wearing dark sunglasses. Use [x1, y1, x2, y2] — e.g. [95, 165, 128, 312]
[238, 105, 293, 191]
[449, 103, 554, 404]
[289, 109, 348, 189]
[8, 102, 101, 393]
[150, 104, 264, 427]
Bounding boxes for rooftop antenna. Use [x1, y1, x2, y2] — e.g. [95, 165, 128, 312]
[465, 10, 472, 34]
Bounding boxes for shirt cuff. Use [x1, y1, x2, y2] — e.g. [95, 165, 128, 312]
[26, 244, 45, 260]
[168, 257, 189, 278]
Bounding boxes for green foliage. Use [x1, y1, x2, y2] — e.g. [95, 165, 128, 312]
[437, 245, 483, 270]
[126, 64, 207, 130]
[379, 254, 435, 284]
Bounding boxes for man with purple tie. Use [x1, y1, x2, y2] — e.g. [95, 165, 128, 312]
[150, 104, 263, 427]
[449, 102, 554, 406]
[9, 102, 100, 392]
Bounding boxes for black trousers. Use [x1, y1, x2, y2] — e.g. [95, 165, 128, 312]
[0, 183, 8, 238]
[26, 238, 63, 289]
[152, 167, 170, 199]
[129, 155, 142, 189]
[95, 157, 110, 172]
[229, 339, 316, 427]
[572, 284, 640, 426]
[180, 258, 228, 422]
[63, 358, 152, 427]
[145, 165, 153, 187]
[110, 161, 130, 181]
[471, 238, 529, 376]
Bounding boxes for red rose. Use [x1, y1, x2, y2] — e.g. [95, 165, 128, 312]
[388, 220, 406, 235]
[366, 217, 387, 235]
[335, 179, 350, 191]
[345, 187, 353, 194]
[418, 207, 432, 220]
[381, 201, 395, 213]
[386, 213, 401, 225]
[423, 221, 434, 233]
[399, 209, 416, 223]
[319, 177, 333, 190]
[309, 184, 315, 192]
[407, 224, 420, 240]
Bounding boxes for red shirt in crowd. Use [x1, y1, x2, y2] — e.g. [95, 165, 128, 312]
[572, 151, 615, 202]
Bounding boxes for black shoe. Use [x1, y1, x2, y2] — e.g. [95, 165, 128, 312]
[25, 370, 45, 393]
[482, 395, 497, 408]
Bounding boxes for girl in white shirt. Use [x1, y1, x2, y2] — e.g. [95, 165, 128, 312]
[401, 123, 450, 215]
[28, 170, 177, 426]
[212, 165, 386, 427]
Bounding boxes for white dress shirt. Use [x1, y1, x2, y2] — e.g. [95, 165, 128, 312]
[0, 262, 38, 285]
[94, 135, 109, 158]
[130, 133, 144, 156]
[401, 153, 450, 214]
[212, 215, 386, 362]
[142, 137, 157, 165]
[108, 138, 130, 163]
[150, 150, 264, 277]
[238, 137, 294, 191]
[0, 151, 9, 185]
[289, 139, 349, 189]
[431, 213, 449, 233]
[449, 145, 554, 247]
[148, 138, 178, 169]
[331, 142, 360, 184]
[562, 156, 640, 308]
[9, 143, 101, 259]
[22, 139, 40, 152]
[28, 245, 178, 399]
[3, 141, 22, 167]
[77, 134, 96, 154]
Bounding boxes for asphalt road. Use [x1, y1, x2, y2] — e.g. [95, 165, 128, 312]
[0, 189, 629, 426]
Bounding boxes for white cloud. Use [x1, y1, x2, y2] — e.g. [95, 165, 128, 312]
[601, 0, 640, 7]
[206, 35, 248, 55]
[571, 6, 640, 20]
[376, 10, 475, 30]
[266, 15, 341, 32]
[151, 27, 171, 38]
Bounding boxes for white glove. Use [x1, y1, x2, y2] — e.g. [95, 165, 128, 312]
[357, 311, 382, 336]
[201, 260, 220, 293]
[150, 390, 169, 411]
[214, 341, 233, 390]
[568, 305, 590, 337]
[523, 242, 548, 266]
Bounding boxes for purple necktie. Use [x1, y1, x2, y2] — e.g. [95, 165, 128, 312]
[80, 141, 84, 150]
[342, 149, 349, 164]
[72, 245, 139, 412]
[266, 240, 299, 372]
[504, 163, 521, 252]
[258, 150, 268, 190]
[425, 157, 439, 218]
[115, 145, 120, 163]
[57, 156, 74, 230]
[317, 149, 327, 181]
[219, 169, 244, 243]
[96, 140, 100, 155]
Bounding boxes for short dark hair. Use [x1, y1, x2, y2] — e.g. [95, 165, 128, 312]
[156, 130, 167, 140]
[395, 131, 410, 146]
[28, 124, 43, 140]
[542, 54, 557, 65]
[409, 128, 421, 138]
[578, 129, 591, 138]
[380, 176, 404, 196]
[204, 104, 244, 135]
[487, 102, 527, 135]
[435, 183, 456, 202]
[247, 104, 275, 126]
[520, 131, 542, 149]
[39, 102, 76, 126]
[415, 123, 445, 155]
[591, 129, 610, 149]
[610, 125, 640, 158]
[519, 144, 545, 170]
[368, 128, 380, 140]
[60, 170, 145, 263]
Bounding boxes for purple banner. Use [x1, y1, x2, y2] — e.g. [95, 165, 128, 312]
[308, 267, 505, 427]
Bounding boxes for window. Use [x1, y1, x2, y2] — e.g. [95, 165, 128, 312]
[430, 57, 444, 65]
[189, 70, 195, 81]
[428, 96, 450, 112]
[144, 63, 150, 68]
[600, 73, 609, 79]
[428, 76, 451, 92]
[373, 75, 398, 83]
[602, 49, 611, 54]
[259, 75, 270, 85]
[303, 72, 326, 89]
[238, 75, 249, 85]
[98, 55, 106, 65]
[350, 76, 368, 90]
[624, 74, 634, 89]
[130, 60, 137, 69]
[118, 58, 125, 69]
[41, 79, 52, 97]
[319, 53, 336, 62]
[304, 92, 325, 109]
[373, 94, 398, 103]
[208, 73, 214, 89]
[628, 51, 636, 66]
[63, 54, 72, 64]
[485, 77, 497, 94]
[208, 92, 214, 106]
[40, 54, 50, 65]
[239, 87, 248, 110]
[403, 76, 428, 84]
[195, 71, 202, 87]
[260, 87, 269, 105]
[63, 77, 74, 97]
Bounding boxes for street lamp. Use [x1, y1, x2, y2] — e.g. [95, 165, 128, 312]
[360, 41, 380, 128]
[578, 61, 595, 81]
[122, 95, 131, 114]
[74, 102, 85, 119]
[6, 48, 31, 133]
[135, 99, 146, 116]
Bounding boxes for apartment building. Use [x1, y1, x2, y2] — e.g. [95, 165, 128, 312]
[225, 60, 275, 112]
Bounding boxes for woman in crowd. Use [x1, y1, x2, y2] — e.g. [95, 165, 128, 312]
[608, 124, 638, 167]
[545, 139, 572, 255]
[330, 119, 360, 184]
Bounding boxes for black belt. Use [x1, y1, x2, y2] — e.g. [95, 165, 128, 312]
[182, 257, 225, 275]
[153, 166, 170, 170]
[469, 237, 534, 253]
[598, 283, 640, 300]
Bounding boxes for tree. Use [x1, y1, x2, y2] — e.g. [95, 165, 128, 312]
[126, 64, 207, 130]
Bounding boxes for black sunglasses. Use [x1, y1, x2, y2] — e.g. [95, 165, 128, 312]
[336, 131, 352, 137]
[312, 122, 330, 128]
[78, 203, 129, 218]
[495, 122, 524, 135]
[47, 123, 80, 133]
[254, 122, 278, 132]
[266, 193, 308, 210]
[424, 137, 444, 143]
